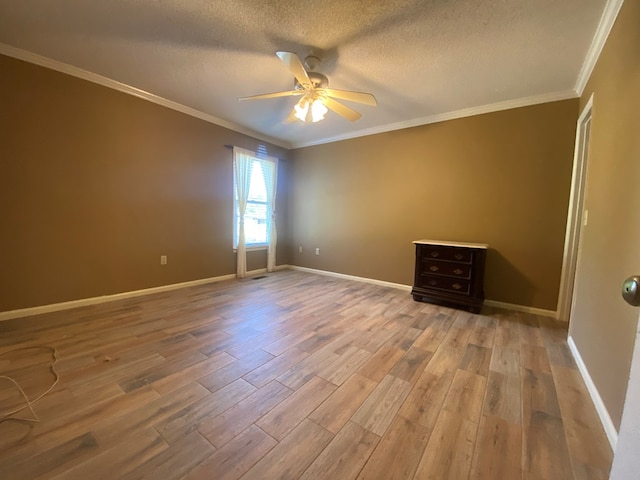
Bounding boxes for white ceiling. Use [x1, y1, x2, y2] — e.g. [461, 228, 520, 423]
[0, 0, 609, 149]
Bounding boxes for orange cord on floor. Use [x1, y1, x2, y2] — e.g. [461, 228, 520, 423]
[0, 346, 59, 423]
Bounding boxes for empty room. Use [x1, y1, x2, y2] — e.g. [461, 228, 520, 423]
[1, 0, 639, 479]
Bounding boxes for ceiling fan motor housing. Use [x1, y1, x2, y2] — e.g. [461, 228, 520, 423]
[295, 71, 329, 90]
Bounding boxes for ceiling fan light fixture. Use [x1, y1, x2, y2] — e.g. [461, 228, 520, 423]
[311, 98, 328, 122]
[294, 98, 309, 122]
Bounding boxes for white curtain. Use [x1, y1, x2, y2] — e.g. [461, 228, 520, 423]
[233, 147, 253, 278]
[265, 159, 278, 272]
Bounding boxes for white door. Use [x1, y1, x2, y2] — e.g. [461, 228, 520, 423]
[610, 296, 640, 478]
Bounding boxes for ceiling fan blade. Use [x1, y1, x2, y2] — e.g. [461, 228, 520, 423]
[320, 88, 377, 106]
[323, 97, 362, 122]
[238, 90, 304, 101]
[284, 108, 298, 123]
[276, 51, 312, 90]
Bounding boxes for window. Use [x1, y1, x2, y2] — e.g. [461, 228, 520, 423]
[233, 150, 277, 249]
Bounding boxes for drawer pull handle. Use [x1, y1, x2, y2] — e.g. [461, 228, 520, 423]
[430, 252, 440, 258]
[430, 266, 439, 272]
[452, 283, 462, 290]
[428, 280, 437, 286]
[454, 254, 463, 260]
[453, 268, 463, 275]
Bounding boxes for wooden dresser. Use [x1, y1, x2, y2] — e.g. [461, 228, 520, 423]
[411, 240, 488, 313]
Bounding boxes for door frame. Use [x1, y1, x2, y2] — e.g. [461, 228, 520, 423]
[557, 94, 594, 322]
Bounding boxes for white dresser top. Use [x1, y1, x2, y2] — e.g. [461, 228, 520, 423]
[412, 239, 489, 249]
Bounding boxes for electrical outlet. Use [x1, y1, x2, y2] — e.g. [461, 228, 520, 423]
[160, 255, 167, 265]
[315, 248, 320, 255]
[299, 246, 303, 254]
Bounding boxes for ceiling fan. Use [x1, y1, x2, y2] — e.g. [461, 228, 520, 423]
[238, 51, 377, 123]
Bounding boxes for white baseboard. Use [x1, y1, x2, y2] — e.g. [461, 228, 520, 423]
[483, 299, 557, 319]
[0, 265, 293, 322]
[0, 264, 557, 322]
[0, 274, 238, 322]
[286, 265, 557, 318]
[567, 335, 618, 450]
[287, 265, 413, 292]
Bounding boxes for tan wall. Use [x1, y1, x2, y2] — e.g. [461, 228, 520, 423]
[569, 0, 640, 429]
[289, 100, 579, 310]
[0, 55, 291, 311]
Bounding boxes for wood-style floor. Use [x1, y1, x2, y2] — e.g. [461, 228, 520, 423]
[0, 270, 612, 479]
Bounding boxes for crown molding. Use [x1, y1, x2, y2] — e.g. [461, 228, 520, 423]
[575, 0, 625, 95]
[1, 40, 591, 151]
[0, 43, 292, 150]
[291, 89, 578, 149]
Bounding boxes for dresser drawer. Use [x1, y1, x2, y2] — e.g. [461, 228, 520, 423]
[418, 275, 471, 295]
[422, 260, 472, 279]
[418, 245, 473, 263]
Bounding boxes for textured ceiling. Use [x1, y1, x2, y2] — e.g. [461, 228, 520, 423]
[0, 0, 608, 148]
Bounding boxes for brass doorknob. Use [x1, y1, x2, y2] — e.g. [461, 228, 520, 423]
[622, 276, 640, 306]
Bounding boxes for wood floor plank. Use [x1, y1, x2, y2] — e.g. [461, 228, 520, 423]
[3, 385, 160, 458]
[3, 432, 99, 480]
[94, 381, 210, 448]
[240, 419, 333, 480]
[386, 326, 423, 351]
[356, 415, 430, 480]
[470, 415, 522, 480]
[183, 425, 277, 480]
[423, 344, 466, 377]
[397, 370, 453, 430]
[467, 322, 496, 349]
[156, 379, 256, 444]
[198, 380, 293, 448]
[48, 428, 167, 480]
[484, 370, 521, 424]
[520, 344, 552, 374]
[0, 271, 612, 480]
[490, 345, 520, 376]
[458, 343, 492, 377]
[308, 373, 377, 434]
[493, 312, 520, 347]
[356, 345, 405, 382]
[256, 375, 336, 440]
[317, 346, 371, 386]
[442, 369, 487, 423]
[351, 374, 412, 436]
[413, 324, 450, 352]
[388, 346, 433, 383]
[522, 410, 573, 480]
[522, 367, 562, 417]
[261, 330, 316, 356]
[276, 348, 340, 390]
[551, 365, 612, 478]
[300, 421, 380, 480]
[518, 314, 545, 347]
[151, 351, 236, 394]
[241, 346, 309, 388]
[197, 349, 274, 393]
[521, 367, 573, 479]
[120, 431, 214, 480]
[414, 409, 478, 480]
[355, 326, 396, 353]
